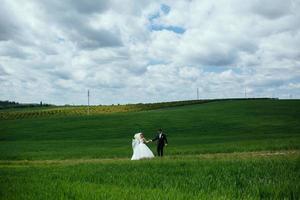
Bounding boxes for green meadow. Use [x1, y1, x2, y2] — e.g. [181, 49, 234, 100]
[0, 99, 300, 199]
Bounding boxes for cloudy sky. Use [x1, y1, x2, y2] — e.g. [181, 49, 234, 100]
[1, 0, 300, 105]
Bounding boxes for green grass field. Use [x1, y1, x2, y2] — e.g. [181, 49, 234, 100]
[0, 99, 300, 199]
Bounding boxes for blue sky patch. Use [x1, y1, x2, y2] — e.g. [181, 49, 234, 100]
[161, 4, 170, 14]
[150, 24, 186, 34]
[148, 4, 185, 34]
[202, 66, 242, 74]
[147, 59, 168, 66]
[148, 12, 160, 21]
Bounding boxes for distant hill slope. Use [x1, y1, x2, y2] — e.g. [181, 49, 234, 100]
[0, 98, 276, 120]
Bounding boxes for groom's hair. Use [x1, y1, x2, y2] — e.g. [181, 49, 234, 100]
[158, 128, 162, 132]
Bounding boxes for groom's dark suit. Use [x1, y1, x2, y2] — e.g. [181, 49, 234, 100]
[152, 132, 168, 157]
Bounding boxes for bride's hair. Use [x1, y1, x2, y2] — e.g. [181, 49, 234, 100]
[134, 133, 141, 140]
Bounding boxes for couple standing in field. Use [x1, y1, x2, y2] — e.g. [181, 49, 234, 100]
[131, 128, 168, 160]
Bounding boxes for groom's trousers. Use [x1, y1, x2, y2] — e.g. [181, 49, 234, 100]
[157, 144, 164, 157]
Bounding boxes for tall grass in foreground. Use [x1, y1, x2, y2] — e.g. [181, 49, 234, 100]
[0, 154, 299, 199]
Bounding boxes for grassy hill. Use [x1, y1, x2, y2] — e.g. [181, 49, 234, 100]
[0, 99, 299, 199]
[0, 99, 299, 160]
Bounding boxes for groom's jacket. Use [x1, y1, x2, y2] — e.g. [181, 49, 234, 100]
[152, 133, 168, 145]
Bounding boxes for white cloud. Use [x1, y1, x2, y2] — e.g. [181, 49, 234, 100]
[0, 0, 300, 104]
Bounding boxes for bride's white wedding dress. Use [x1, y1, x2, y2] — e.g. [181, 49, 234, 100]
[131, 133, 154, 160]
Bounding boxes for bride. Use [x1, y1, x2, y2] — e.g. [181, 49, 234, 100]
[131, 132, 154, 160]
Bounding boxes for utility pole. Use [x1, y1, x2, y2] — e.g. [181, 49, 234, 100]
[244, 88, 247, 98]
[197, 88, 199, 100]
[87, 89, 90, 115]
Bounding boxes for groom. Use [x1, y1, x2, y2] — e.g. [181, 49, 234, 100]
[151, 128, 168, 157]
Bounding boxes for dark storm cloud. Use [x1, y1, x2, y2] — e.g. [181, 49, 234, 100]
[193, 52, 237, 67]
[0, 64, 9, 76]
[37, 0, 122, 49]
[251, 0, 293, 19]
[200, 40, 257, 67]
[71, 25, 122, 49]
[251, 78, 285, 88]
[0, 18, 16, 41]
[71, 0, 110, 14]
[0, 43, 29, 59]
[47, 69, 72, 80]
[41, 0, 110, 14]
[0, 3, 19, 41]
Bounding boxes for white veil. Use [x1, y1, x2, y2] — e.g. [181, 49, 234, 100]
[132, 133, 142, 149]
